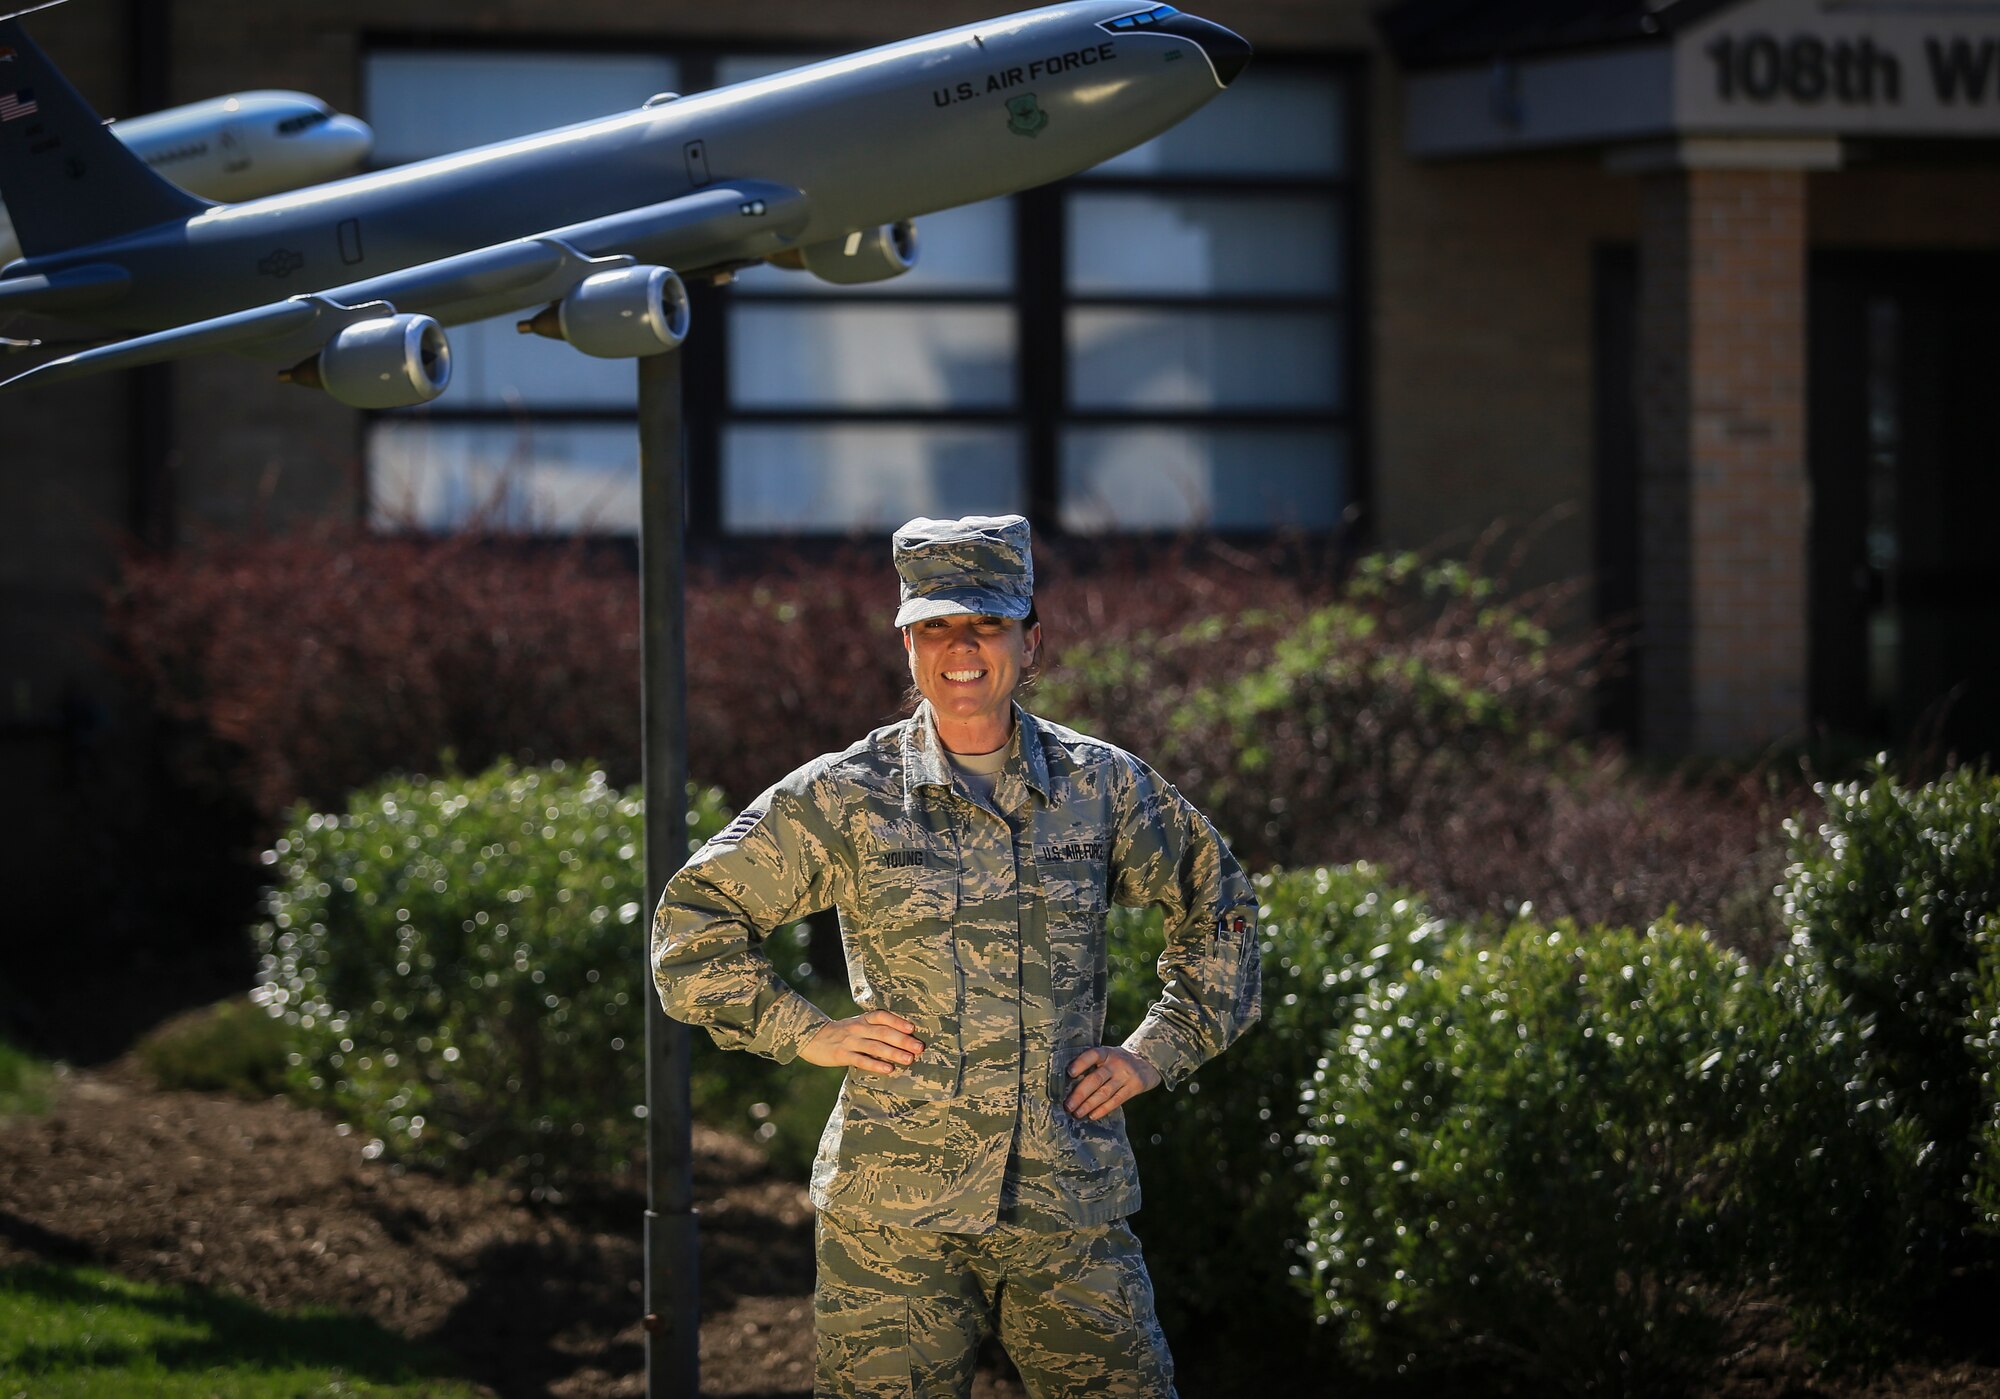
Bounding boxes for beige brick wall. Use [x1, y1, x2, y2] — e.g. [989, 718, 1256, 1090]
[1367, 63, 1639, 596]
[1637, 167, 1809, 754]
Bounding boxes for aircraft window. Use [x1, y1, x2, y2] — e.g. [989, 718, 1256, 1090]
[276, 110, 332, 136]
[1103, 5, 1178, 31]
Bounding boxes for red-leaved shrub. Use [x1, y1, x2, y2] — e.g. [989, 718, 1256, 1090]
[108, 528, 1338, 817]
[111, 527, 643, 816]
[109, 526, 1786, 947]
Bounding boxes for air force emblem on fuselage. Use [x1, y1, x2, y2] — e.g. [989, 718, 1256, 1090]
[1006, 94, 1048, 136]
[257, 247, 304, 278]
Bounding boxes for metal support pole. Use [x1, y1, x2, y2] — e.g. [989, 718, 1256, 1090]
[639, 346, 700, 1398]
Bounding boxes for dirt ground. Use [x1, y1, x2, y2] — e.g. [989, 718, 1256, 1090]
[4, 1065, 1998, 1398]
[0, 1063, 1023, 1398]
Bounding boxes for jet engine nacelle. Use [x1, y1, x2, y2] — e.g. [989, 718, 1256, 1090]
[279, 313, 451, 409]
[517, 265, 690, 358]
[788, 220, 919, 285]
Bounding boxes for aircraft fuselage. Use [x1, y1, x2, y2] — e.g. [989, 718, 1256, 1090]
[0, 91, 371, 266]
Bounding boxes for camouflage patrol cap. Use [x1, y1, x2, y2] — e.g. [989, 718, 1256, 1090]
[892, 514, 1035, 628]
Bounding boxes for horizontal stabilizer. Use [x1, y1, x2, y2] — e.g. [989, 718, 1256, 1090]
[0, 16, 208, 257]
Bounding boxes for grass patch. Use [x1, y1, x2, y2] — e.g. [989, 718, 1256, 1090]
[0, 1261, 491, 1397]
[0, 1037, 55, 1119]
[133, 997, 290, 1098]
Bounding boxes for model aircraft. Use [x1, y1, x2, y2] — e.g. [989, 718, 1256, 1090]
[0, 91, 373, 265]
[0, 1, 1248, 407]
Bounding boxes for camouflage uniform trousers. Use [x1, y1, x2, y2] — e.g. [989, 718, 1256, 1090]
[814, 1207, 1176, 1399]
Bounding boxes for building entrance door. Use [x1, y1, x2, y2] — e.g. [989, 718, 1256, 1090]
[1810, 250, 2000, 759]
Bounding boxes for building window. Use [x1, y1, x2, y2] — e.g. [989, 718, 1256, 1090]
[710, 55, 1026, 533]
[361, 49, 674, 535]
[359, 44, 1357, 538]
[1053, 69, 1352, 533]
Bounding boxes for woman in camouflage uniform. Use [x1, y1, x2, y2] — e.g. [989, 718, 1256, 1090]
[652, 514, 1261, 1399]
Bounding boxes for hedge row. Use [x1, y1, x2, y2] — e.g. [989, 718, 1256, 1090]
[120, 530, 1787, 957]
[253, 758, 853, 1192]
[1035, 554, 1784, 941]
[254, 757, 1999, 1390]
[1087, 766, 1996, 1388]
[1285, 765, 2000, 1389]
[1037, 554, 1593, 866]
[111, 530, 1340, 821]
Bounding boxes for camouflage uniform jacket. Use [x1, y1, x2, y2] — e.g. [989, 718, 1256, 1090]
[652, 701, 1261, 1234]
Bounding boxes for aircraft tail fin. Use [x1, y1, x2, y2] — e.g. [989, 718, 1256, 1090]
[0, 17, 208, 259]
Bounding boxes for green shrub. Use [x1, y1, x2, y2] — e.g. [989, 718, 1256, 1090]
[1735, 939, 1931, 1352]
[0, 1037, 54, 1119]
[134, 996, 291, 1098]
[1298, 921, 1767, 1395]
[255, 760, 731, 1191]
[684, 920, 856, 1178]
[1110, 864, 1445, 1353]
[1781, 763, 2000, 1286]
[1973, 923, 2000, 1234]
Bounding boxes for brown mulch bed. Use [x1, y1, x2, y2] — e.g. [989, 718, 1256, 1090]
[4, 1064, 1998, 1398]
[0, 1063, 1023, 1398]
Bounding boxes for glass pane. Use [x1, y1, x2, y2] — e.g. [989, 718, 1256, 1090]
[731, 198, 1016, 295]
[732, 304, 1015, 409]
[1090, 71, 1345, 177]
[365, 52, 678, 165]
[1060, 428, 1345, 532]
[723, 424, 1024, 531]
[370, 421, 640, 535]
[444, 315, 640, 409]
[1069, 309, 1342, 410]
[1068, 192, 1341, 296]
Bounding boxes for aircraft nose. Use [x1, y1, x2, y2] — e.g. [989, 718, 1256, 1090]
[1161, 14, 1253, 87]
[322, 114, 375, 167]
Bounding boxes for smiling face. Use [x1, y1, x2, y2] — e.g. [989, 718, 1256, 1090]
[903, 612, 1042, 754]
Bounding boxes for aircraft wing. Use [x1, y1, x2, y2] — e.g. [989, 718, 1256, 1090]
[0, 180, 809, 394]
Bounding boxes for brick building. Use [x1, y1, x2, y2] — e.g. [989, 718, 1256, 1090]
[3, 0, 1997, 865]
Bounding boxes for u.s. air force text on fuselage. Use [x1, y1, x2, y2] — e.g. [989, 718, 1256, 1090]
[933, 40, 1120, 107]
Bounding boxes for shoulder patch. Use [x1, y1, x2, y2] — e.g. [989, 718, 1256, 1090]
[713, 806, 767, 846]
